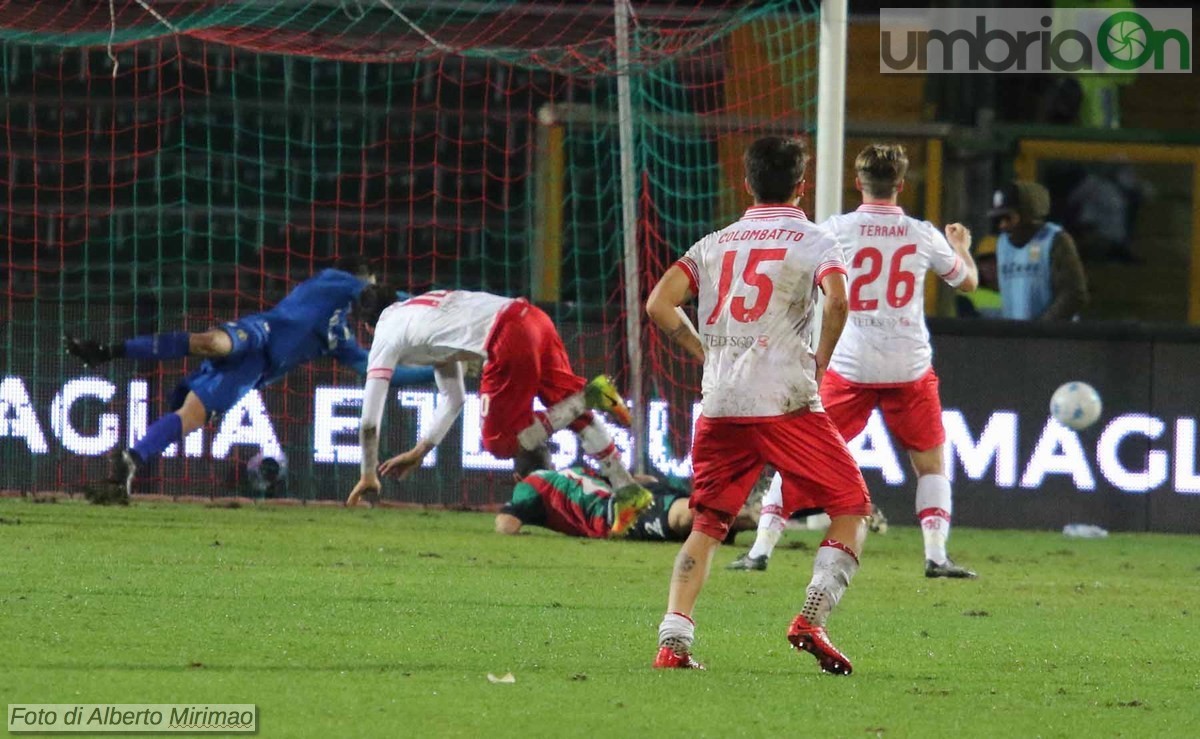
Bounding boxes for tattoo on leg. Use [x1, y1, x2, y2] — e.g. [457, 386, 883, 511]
[672, 552, 697, 584]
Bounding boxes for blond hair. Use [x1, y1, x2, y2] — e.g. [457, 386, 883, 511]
[855, 143, 909, 198]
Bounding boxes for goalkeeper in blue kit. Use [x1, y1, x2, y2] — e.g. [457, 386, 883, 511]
[64, 257, 433, 501]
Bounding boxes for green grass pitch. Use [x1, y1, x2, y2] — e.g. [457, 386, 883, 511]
[2, 498, 1198, 738]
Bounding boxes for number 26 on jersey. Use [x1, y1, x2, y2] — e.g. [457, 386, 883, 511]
[849, 244, 917, 311]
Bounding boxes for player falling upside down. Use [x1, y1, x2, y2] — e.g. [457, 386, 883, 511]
[347, 289, 653, 534]
[646, 135, 872, 674]
[63, 258, 434, 501]
[728, 144, 979, 579]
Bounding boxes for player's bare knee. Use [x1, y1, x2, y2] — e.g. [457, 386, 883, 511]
[668, 500, 694, 538]
[909, 445, 945, 477]
[175, 394, 209, 434]
[826, 513, 870, 554]
[191, 331, 230, 357]
[692, 505, 735, 541]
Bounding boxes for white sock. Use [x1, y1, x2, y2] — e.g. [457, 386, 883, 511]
[576, 419, 635, 489]
[516, 392, 587, 450]
[916, 474, 953, 564]
[748, 505, 787, 559]
[658, 611, 695, 654]
[800, 542, 859, 627]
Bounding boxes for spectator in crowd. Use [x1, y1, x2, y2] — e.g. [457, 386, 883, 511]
[989, 181, 1089, 320]
[1061, 164, 1147, 264]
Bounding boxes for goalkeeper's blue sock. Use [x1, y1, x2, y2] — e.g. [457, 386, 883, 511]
[123, 332, 191, 361]
[132, 413, 183, 464]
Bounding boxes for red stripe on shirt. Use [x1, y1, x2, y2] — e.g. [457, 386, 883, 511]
[855, 204, 904, 215]
[815, 262, 847, 285]
[939, 255, 964, 282]
[743, 205, 807, 220]
[367, 367, 394, 381]
[675, 257, 700, 296]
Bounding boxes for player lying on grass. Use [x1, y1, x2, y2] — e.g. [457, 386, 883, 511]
[495, 467, 695, 541]
[64, 257, 433, 501]
[494, 453, 759, 541]
[646, 136, 872, 674]
[346, 289, 653, 535]
[728, 144, 978, 579]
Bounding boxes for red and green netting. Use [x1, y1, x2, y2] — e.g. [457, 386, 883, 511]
[0, 0, 820, 504]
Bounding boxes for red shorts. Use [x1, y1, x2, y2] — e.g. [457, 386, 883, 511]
[478, 301, 586, 459]
[690, 411, 871, 518]
[820, 368, 946, 452]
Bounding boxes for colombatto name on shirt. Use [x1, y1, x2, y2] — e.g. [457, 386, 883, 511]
[717, 227, 806, 244]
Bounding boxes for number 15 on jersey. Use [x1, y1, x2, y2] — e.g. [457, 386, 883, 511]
[705, 248, 788, 325]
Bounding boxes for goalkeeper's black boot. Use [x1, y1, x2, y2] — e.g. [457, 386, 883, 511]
[925, 558, 978, 579]
[85, 449, 138, 505]
[64, 334, 118, 368]
[112, 449, 141, 502]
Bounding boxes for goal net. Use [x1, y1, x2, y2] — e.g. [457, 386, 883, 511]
[0, 0, 820, 504]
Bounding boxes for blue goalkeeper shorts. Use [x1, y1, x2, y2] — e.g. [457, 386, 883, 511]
[169, 316, 270, 415]
[170, 352, 268, 416]
[217, 315, 271, 358]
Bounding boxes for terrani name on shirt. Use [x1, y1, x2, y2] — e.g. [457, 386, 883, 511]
[857, 224, 909, 238]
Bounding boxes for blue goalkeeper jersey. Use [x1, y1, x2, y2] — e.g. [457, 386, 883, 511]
[255, 269, 430, 386]
[172, 270, 431, 415]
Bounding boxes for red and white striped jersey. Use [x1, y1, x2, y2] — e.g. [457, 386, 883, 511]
[366, 290, 514, 378]
[676, 205, 845, 420]
[820, 204, 967, 384]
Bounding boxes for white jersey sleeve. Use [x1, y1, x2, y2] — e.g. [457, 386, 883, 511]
[365, 305, 406, 382]
[923, 221, 968, 289]
[676, 235, 712, 299]
[815, 227, 848, 287]
[422, 361, 466, 446]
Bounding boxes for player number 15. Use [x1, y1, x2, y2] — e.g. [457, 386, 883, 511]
[705, 248, 788, 325]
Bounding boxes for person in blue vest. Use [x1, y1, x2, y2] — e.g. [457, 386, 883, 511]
[989, 180, 1089, 320]
[64, 257, 434, 502]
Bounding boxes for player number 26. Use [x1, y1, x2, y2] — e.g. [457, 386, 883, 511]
[705, 248, 788, 324]
[849, 244, 917, 311]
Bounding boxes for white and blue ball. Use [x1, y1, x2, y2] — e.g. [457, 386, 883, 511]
[1050, 382, 1103, 431]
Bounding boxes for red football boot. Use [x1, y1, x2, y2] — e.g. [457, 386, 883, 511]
[653, 646, 706, 670]
[787, 614, 853, 675]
